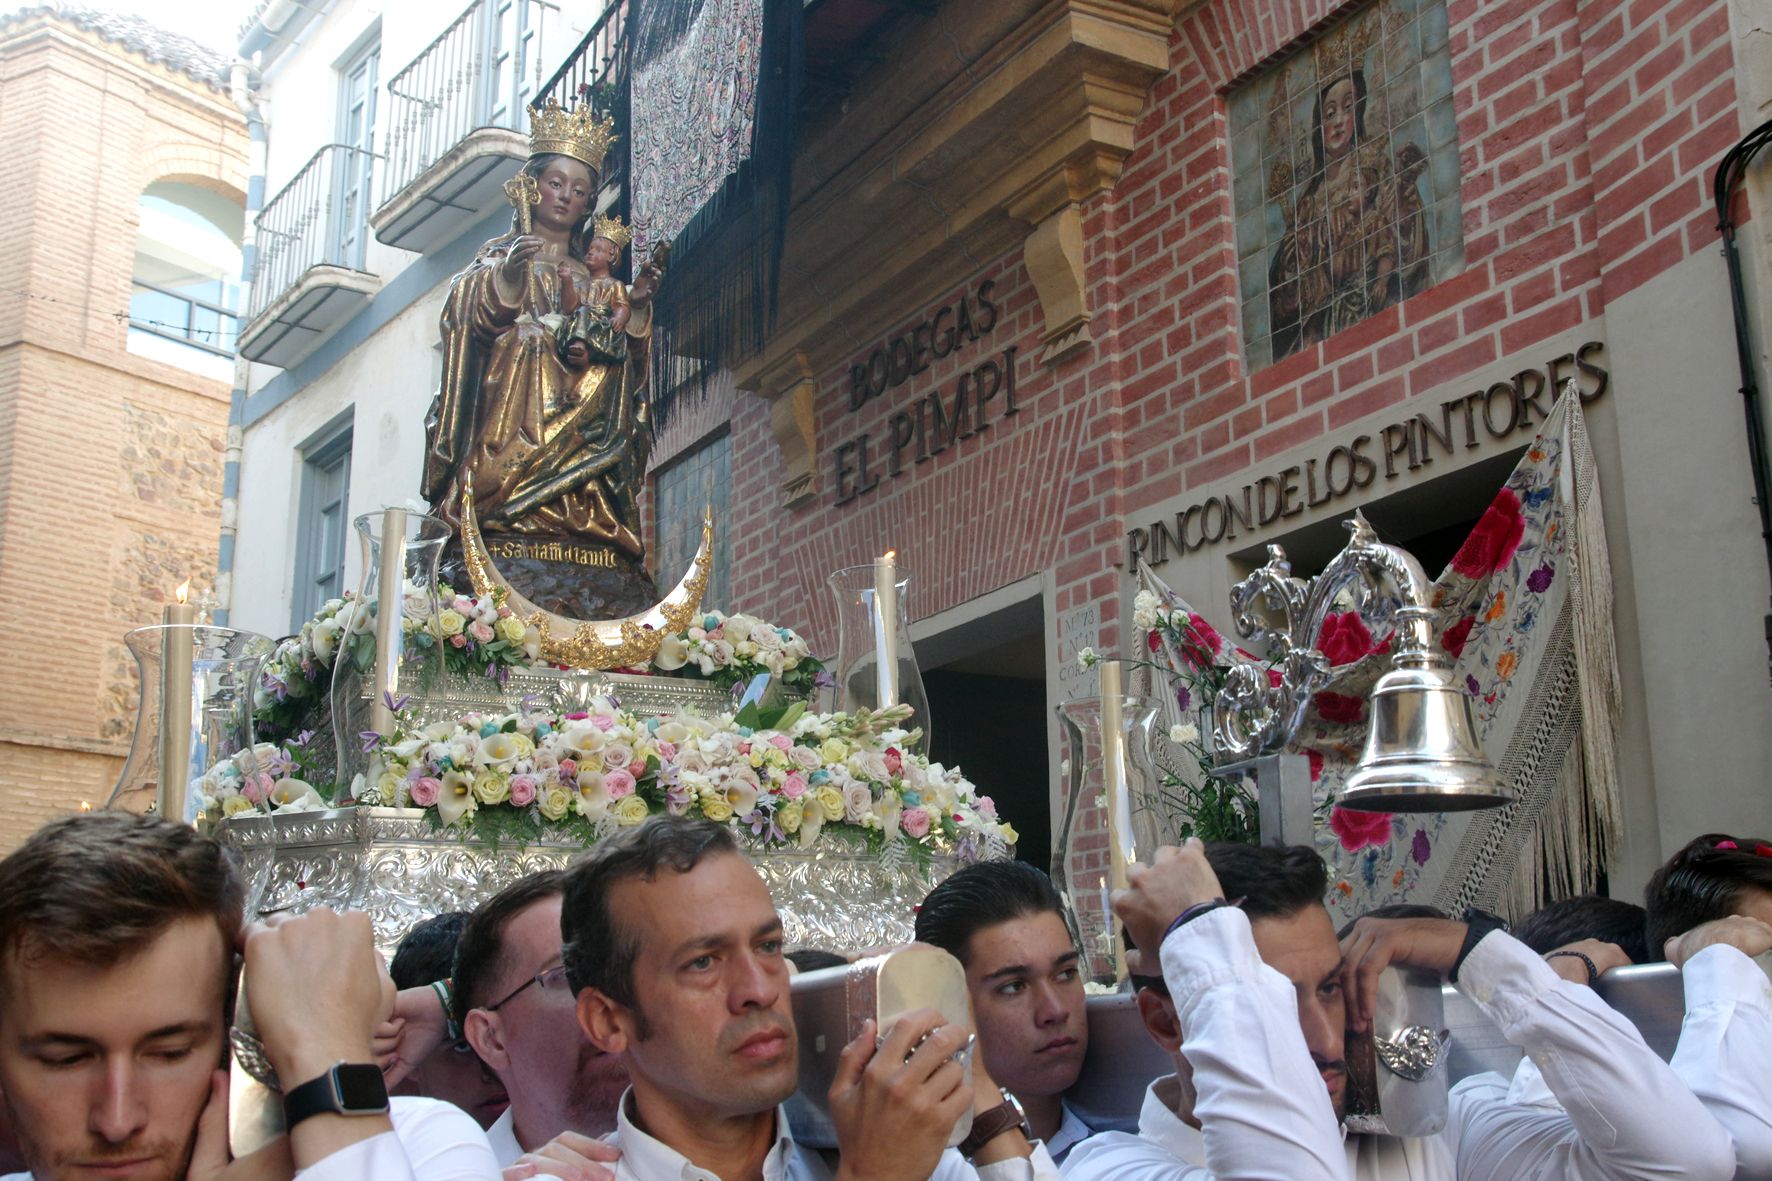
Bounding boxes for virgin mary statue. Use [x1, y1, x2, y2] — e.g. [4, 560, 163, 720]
[422, 99, 664, 617]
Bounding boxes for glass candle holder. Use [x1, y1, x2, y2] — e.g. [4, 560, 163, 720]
[110, 626, 274, 822]
[825, 562, 930, 748]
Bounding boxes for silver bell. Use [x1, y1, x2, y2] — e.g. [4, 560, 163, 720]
[1338, 606, 1513, 812]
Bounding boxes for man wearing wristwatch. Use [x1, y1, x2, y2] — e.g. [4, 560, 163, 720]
[915, 862, 1093, 1163]
[1061, 839, 1738, 1181]
[0, 812, 500, 1181]
[559, 815, 1060, 1181]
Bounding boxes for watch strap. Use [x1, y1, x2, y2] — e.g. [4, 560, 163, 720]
[960, 1097, 1029, 1158]
[1452, 907, 1509, 983]
[283, 1063, 390, 1130]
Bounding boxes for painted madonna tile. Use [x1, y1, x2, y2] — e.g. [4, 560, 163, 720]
[1231, 0, 1464, 368]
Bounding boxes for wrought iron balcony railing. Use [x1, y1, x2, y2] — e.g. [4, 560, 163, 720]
[248, 144, 380, 323]
[533, 0, 628, 190]
[380, 0, 556, 205]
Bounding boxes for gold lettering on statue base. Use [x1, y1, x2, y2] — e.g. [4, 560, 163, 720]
[489, 540, 622, 568]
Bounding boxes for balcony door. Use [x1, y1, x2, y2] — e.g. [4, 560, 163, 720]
[333, 41, 380, 269]
[484, 0, 537, 131]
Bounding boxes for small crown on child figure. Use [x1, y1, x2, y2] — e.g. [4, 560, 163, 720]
[591, 213, 634, 252]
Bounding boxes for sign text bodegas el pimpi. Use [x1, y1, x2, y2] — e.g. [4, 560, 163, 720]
[830, 280, 1017, 507]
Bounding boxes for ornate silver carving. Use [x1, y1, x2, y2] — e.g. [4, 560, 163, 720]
[1374, 1024, 1451, 1082]
[1214, 513, 1427, 759]
[213, 808, 984, 956]
[404, 668, 734, 726]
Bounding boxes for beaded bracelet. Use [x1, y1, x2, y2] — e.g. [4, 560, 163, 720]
[1544, 949, 1601, 986]
[431, 978, 463, 1043]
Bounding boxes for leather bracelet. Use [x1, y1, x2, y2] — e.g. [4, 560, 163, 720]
[1452, 908, 1509, 983]
[1544, 949, 1600, 986]
[959, 1095, 1028, 1158]
[1161, 897, 1234, 944]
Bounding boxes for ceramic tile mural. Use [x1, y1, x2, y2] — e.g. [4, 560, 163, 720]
[1230, 0, 1464, 369]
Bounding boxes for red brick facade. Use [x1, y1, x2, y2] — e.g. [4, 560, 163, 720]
[716, 0, 1742, 658]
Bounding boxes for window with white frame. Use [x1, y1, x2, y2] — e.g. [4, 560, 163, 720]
[293, 423, 354, 630]
[334, 39, 380, 269]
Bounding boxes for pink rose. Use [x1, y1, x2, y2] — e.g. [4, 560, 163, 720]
[768, 734, 793, 750]
[241, 772, 272, 804]
[884, 747, 904, 776]
[508, 775, 537, 807]
[901, 806, 932, 839]
[469, 620, 495, 644]
[409, 776, 441, 807]
[450, 634, 467, 648]
[657, 740, 678, 761]
[1329, 806, 1393, 852]
[975, 795, 998, 821]
[558, 757, 578, 778]
[591, 714, 615, 731]
[782, 772, 808, 799]
[605, 768, 636, 798]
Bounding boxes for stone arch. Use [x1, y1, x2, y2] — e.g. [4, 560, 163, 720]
[136, 140, 249, 207]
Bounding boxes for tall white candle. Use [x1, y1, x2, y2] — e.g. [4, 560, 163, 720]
[370, 507, 408, 737]
[158, 582, 196, 823]
[1099, 658, 1130, 984]
[873, 551, 899, 709]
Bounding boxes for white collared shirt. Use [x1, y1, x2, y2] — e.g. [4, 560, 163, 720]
[1061, 906, 1347, 1181]
[1504, 942, 1772, 1179]
[1063, 919, 1740, 1181]
[0, 1097, 500, 1181]
[486, 1104, 523, 1167]
[607, 1088, 1060, 1181]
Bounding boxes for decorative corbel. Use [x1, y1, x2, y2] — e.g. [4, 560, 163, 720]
[753, 350, 820, 509]
[1018, 203, 1093, 364]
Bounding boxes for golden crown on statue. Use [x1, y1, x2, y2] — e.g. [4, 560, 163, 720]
[528, 98, 618, 172]
[590, 213, 634, 251]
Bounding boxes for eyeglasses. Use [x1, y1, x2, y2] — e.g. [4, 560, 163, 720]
[482, 962, 571, 1012]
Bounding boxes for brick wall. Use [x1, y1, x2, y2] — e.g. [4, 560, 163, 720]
[726, 0, 1740, 663]
[0, 18, 246, 847]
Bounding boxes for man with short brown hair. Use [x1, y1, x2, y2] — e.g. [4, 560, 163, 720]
[0, 811, 498, 1181]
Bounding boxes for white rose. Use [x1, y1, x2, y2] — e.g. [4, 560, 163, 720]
[724, 614, 760, 637]
[749, 623, 785, 652]
[1132, 589, 1161, 631]
[842, 781, 872, 824]
[653, 634, 690, 671]
[1169, 722, 1200, 745]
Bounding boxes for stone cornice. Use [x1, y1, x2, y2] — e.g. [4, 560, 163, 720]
[736, 0, 1175, 396]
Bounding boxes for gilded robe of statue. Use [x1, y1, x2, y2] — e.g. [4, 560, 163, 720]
[423, 235, 652, 559]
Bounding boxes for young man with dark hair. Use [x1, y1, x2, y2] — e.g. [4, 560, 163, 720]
[564, 815, 1060, 1181]
[1063, 839, 1738, 1181]
[915, 861, 1091, 1161]
[456, 870, 628, 1167]
[389, 912, 509, 1129]
[1512, 895, 1650, 965]
[0, 811, 497, 1181]
[1641, 833, 1772, 1178]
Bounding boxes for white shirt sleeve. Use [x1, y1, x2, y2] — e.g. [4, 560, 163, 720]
[1670, 943, 1772, 1178]
[1446, 931, 1736, 1181]
[294, 1096, 502, 1181]
[1161, 907, 1349, 1181]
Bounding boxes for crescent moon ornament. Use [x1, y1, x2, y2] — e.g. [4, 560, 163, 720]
[458, 474, 713, 669]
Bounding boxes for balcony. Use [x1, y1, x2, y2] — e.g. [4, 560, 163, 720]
[239, 144, 382, 369]
[371, 0, 565, 253]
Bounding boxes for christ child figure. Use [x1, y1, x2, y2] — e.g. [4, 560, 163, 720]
[556, 215, 632, 371]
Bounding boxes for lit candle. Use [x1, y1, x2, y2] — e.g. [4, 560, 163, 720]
[369, 507, 408, 738]
[1099, 658, 1130, 983]
[872, 551, 899, 709]
[158, 581, 196, 823]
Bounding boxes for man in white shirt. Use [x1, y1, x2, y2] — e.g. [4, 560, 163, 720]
[1643, 833, 1772, 1178]
[0, 811, 499, 1181]
[561, 815, 1060, 1181]
[914, 862, 1093, 1162]
[1063, 839, 1738, 1181]
[456, 871, 629, 1167]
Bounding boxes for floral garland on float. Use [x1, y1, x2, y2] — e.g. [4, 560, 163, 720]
[199, 577, 1022, 860]
[194, 696, 1016, 863]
